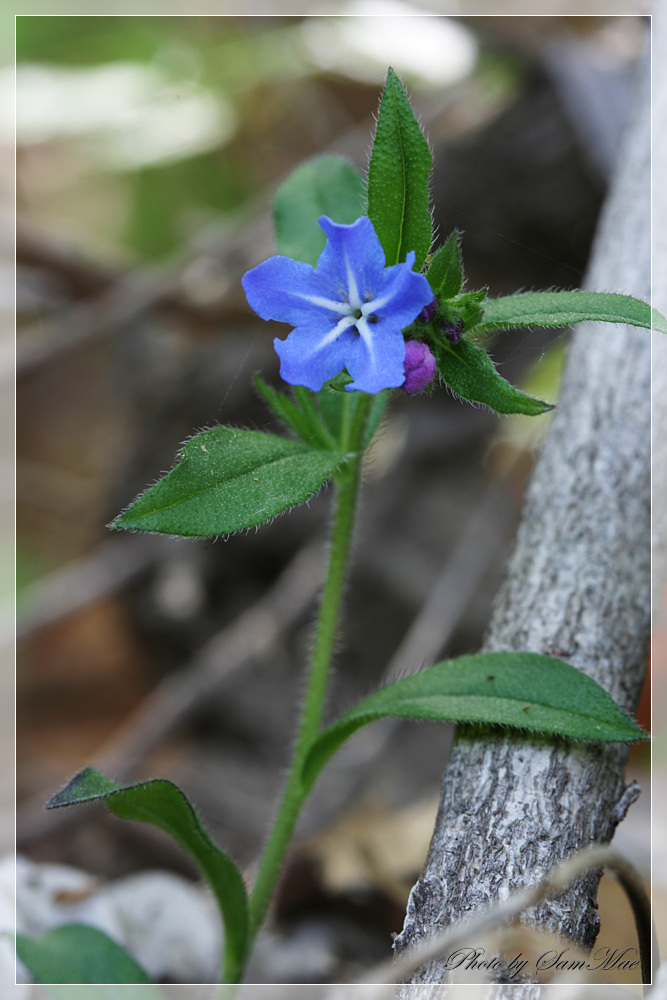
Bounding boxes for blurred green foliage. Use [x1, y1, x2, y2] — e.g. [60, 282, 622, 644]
[126, 154, 250, 258]
[17, 16, 192, 66]
[15, 16, 307, 261]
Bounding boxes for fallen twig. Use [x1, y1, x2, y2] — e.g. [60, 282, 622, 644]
[357, 845, 656, 989]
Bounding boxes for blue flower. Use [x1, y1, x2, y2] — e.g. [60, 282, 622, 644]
[242, 215, 434, 393]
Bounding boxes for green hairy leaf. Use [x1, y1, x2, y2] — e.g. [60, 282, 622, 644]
[426, 231, 464, 299]
[301, 652, 648, 794]
[16, 923, 155, 986]
[254, 376, 332, 449]
[47, 768, 249, 983]
[435, 338, 552, 416]
[273, 154, 366, 266]
[110, 427, 344, 537]
[475, 290, 662, 335]
[367, 67, 432, 269]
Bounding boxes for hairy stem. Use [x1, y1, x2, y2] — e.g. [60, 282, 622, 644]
[244, 396, 370, 961]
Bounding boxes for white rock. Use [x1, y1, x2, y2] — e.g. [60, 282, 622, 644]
[15, 854, 125, 941]
[105, 870, 222, 983]
[11, 854, 222, 984]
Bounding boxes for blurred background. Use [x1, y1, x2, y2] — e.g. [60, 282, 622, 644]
[11, 11, 654, 988]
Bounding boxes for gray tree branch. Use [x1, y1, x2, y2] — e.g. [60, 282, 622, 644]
[394, 22, 657, 991]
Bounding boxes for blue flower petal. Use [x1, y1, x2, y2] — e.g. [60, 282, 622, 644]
[274, 318, 357, 392]
[242, 255, 348, 327]
[316, 216, 386, 305]
[344, 319, 407, 393]
[371, 252, 434, 328]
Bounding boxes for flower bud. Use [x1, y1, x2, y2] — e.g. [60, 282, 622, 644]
[440, 317, 464, 344]
[402, 340, 436, 395]
[417, 297, 439, 323]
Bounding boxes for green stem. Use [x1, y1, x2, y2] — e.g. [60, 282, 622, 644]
[245, 396, 370, 951]
[339, 391, 353, 451]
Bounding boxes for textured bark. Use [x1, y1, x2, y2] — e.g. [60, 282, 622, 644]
[394, 27, 655, 991]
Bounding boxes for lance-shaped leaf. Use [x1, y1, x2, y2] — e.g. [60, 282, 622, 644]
[110, 427, 345, 537]
[254, 375, 334, 449]
[47, 768, 249, 983]
[435, 338, 552, 416]
[474, 290, 665, 335]
[274, 154, 366, 266]
[368, 67, 432, 270]
[301, 652, 648, 794]
[426, 231, 464, 300]
[16, 923, 156, 987]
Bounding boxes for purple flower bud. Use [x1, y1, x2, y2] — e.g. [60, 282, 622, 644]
[402, 340, 436, 395]
[439, 318, 464, 344]
[418, 296, 439, 323]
